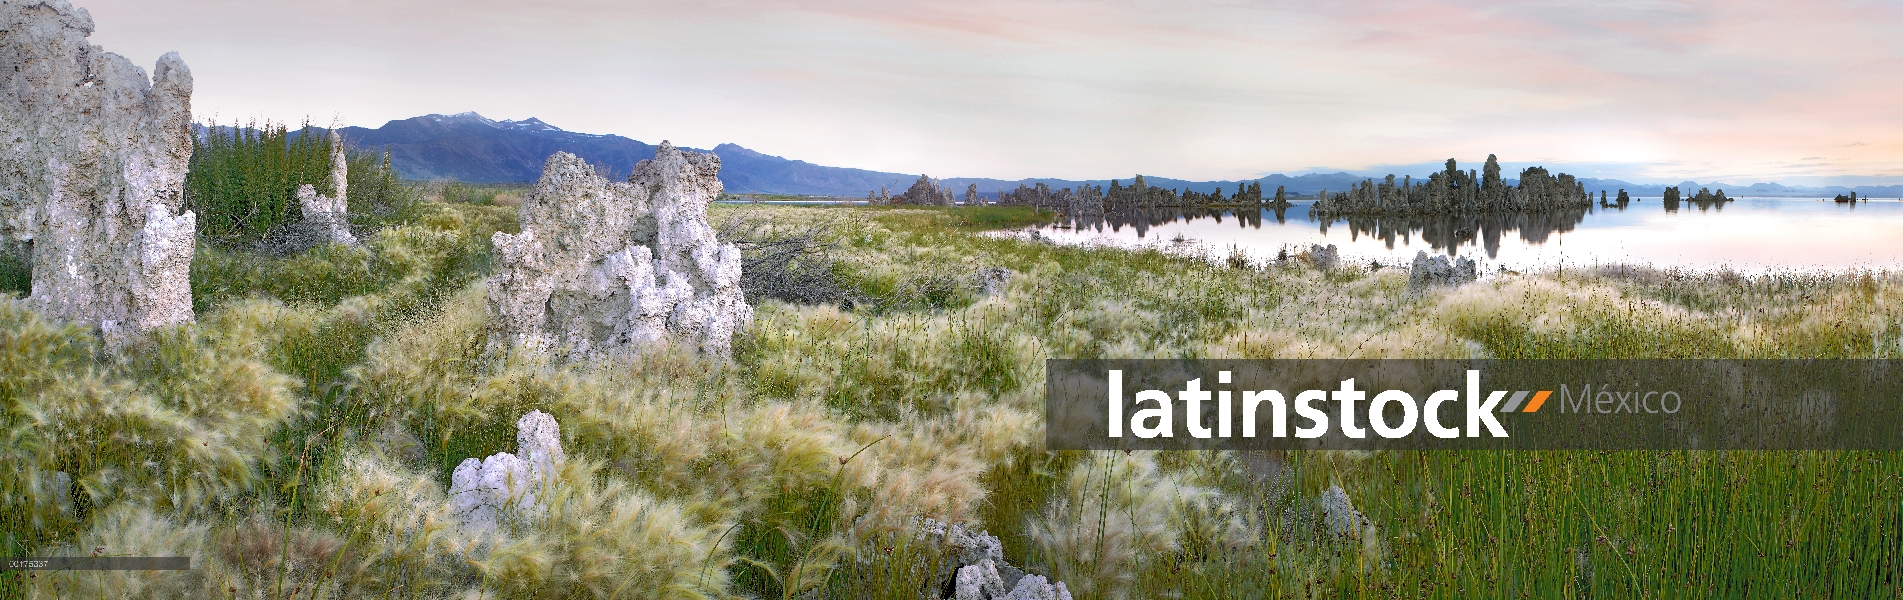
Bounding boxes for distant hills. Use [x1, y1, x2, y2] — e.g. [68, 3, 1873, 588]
[328, 113, 910, 194]
[334, 113, 660, 183]
[324, 113, 1903, 199]
[326, 114, 1399, 197]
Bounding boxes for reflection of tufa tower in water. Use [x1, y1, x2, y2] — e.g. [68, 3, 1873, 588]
[1029, 154, 1601, 260]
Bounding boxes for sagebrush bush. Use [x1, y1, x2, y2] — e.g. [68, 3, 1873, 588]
[187, 119, 416, 246]
[187, 120, 336, 244]
[720, 213, 859, 307]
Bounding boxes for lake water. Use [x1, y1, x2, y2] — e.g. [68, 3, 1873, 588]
[1013, 197, 1903, 272]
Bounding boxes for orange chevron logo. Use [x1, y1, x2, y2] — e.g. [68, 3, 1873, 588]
[1499, 390, 1554, 413]
[1524, 390, 1552, 413]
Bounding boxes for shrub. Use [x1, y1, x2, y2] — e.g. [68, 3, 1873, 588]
[186, 120, 414, 246]
[720, 212, 858, 308]
[186, 120, 337, 244]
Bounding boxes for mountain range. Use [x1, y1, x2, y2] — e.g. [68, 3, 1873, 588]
[332, 113, 1903, 199]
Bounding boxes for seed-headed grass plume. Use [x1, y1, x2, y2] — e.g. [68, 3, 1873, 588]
[312, 450, 475, 597]
[1023, 452, 1217, 600]
[0, 296, 300, 552]
[27, 506, 213, 598]
[458, 458, 734, 600]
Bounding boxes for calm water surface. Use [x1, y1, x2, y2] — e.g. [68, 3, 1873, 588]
[1018, 197, 1903, 272]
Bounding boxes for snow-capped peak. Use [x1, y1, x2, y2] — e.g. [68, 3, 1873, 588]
[497, 117, 563, 132]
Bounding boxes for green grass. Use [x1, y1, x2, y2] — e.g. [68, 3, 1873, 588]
[722, 193, 850, 202]
[428, 181, 529, 206]
[865, 204, 1052, 231]
[2, 201, 1899, 598]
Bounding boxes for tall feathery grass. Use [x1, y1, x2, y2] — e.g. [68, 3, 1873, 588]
[3, 198, 1898, 598]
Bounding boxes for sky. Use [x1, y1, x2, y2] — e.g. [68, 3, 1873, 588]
[76, 0, 1903, 185]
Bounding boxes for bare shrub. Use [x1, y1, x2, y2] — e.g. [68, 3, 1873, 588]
[719, 213, 857, 307]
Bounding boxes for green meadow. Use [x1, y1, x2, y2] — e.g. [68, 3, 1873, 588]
[3, 172, 1899, 597]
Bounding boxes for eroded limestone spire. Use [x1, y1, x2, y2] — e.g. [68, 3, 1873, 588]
[485, 143, 751, 359]
[0, 0, 197, 345]
[294, 130, 357, 247]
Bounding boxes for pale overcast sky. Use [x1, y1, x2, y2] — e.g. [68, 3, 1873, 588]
[77, 0, 1903, 184]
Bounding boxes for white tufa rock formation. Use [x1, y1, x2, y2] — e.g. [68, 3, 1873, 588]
[895, 174, 955, 206]
[921, 518, 1004, 584]
[978, 267, 1012, 297]
[919, 518, 1072, 600]
[293, 131, 356, 247]
[1307, 244, 1340, 271]
[1318, 485, 1370, 539]
[1407, 250, 1477, 291]
[449, 410, 565, 534]
[486, 143, 751, 359]
[0, 0, 196, 345]
[955, 559, 1072, 600]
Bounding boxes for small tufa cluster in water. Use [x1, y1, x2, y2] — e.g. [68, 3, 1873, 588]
[485, 143, 752, 359]
[992, 176, 1291, 214]
[871, 174, 957, 206]
[0, 0, 197, 346]
[997, 182, 1107, 216]
[1310, 155, 1594, 217]
[1681, 187, 1733, 209]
